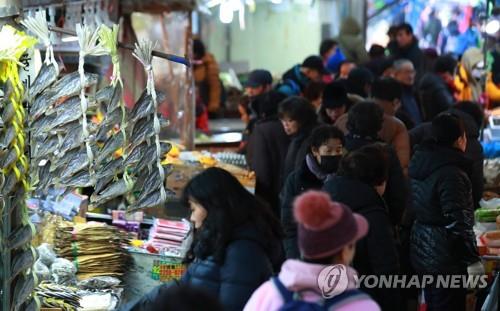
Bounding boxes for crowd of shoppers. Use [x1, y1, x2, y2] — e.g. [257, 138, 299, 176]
[125, 16, 497, 311]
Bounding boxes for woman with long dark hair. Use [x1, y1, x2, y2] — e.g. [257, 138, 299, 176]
[181, 167, 283, 311]
[122, 168, 283, 311]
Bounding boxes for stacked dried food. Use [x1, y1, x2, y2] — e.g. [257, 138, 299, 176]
[36, 282, 81, 311]
[54, 222, 132, 280]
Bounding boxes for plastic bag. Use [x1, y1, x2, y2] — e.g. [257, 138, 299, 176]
[34, 259, 50, 281]
[37, 243, 57, 266]
[51, 258, 77, 285]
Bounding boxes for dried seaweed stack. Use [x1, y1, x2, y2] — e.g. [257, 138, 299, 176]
[54, 222, 132, 280]
[0, 25, 39, 311]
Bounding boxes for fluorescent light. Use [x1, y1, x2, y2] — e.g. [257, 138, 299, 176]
[485, 19, 500, 35]
[62, 36, 78, 42]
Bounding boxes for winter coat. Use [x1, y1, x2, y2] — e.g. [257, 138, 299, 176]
[323, 176, 400, 311]
[247, 118, 290, 215]
[336, 17, 369, 64]
[409, 142, 480, 274]
[418, 73, 455, 121]
[277, 65, 309, 96]
[455, 47, 483, 103]
[335, 114, 410, 176]
[280, 157, 326, 259]
[123, 223, 277, 311]
[182, 223, 278, 311]
[194, 53, 222, 113]
[282, 125, 316, 184]
[392, 38, 425, 82]
[409, 108, 484, 210]
[244, 260, 380, 311]
[342, 135, 408, 226]
[400, 85, 423, 126]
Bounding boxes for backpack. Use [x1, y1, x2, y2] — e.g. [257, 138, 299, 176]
[276, 78, 302, 96]
[272, 277, 369, 310]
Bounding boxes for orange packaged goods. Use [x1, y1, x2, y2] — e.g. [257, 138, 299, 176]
[481, 230, 500, 248]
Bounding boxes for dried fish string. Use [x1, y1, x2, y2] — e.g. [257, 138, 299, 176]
[21, 11, 58, 73]
[0, 25, 36, 311]
[133, 39, 167, 205]
[98, 25, 133, 192]
[76, 24, 107, 182]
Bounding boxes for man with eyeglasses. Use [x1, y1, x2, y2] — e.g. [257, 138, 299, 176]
[393, 59, 423, 129]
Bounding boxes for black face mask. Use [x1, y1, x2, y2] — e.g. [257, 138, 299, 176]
[319, 155, 342, 174]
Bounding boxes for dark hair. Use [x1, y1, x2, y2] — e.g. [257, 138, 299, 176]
[320, 39, 338, 58]
[454, 101, 484, 128]
[347, 67, 374, 98]
[278, 96, 318, 130]
[347, 101, 384, 137]
[338, 143, 389, 186]
[193, 39, 206, 60]
[397, 23, 414, 35]
[182, 168, 282, 264]
[309, 125, 345, 151]
[431, 113, 466, 147]
[251, 90, 287, 119]
[369, 44, 386, 59]
[149, 285, 223, 311]
[381, 57, 395, 72]
[434, 55, 457, 74]
[371, 77, 403, 101]
[303, 81, 325, 102]
[387, 25, 399, 37]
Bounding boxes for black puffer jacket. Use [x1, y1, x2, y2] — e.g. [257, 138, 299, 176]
[409, 108, 484, 209]
[280, 158, 325, 259]
[345, 135, 408, 226]
[417, 73, 455, 121]
[323, 176, 400, 311]
[409, 142, 479, 274]
[182, 223, 277, 311]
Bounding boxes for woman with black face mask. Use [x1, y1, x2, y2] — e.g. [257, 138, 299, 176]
[280, 125, 345, 259]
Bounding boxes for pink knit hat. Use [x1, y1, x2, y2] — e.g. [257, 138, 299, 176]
[293, 190, 369, 259]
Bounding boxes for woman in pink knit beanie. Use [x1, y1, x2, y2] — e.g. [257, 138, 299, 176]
[244, 190, 380, 311]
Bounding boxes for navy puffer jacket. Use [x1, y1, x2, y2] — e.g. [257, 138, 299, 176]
[181, 222, 278, 311]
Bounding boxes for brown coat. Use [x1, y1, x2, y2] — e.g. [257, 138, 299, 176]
[335, 113, 410, 175]
[194, 53, 221, 112]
